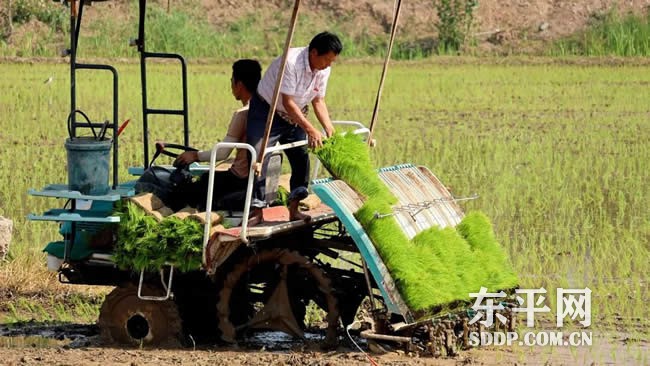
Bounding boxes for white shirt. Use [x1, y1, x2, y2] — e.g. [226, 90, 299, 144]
[257, 47, 330, 114]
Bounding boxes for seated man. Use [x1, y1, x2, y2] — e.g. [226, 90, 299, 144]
[174, 59, 262, 209]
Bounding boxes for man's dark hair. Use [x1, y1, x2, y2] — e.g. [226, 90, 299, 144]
[309, 32, 343, 55]
[232, 59, 262, 93]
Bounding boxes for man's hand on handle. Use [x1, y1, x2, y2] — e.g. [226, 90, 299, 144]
[174, 151, 199, 166]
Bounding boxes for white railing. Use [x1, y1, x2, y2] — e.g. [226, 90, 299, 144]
[202, 142, 257, 267]
[201, 121, 369, 268]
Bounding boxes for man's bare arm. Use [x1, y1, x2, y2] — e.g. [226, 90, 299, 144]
[175, 110, 245, 165]
[312, 97, 335, 138]
[281, 93, 324, 148]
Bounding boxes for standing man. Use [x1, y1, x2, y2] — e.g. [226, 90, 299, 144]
[247, 31, 343, 225]
[174, 59, 262, 209]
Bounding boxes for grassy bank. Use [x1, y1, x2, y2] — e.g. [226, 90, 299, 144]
[553, 10, 650, 56]
[0, 1, 437, 59]
[3, 2, 650, 58]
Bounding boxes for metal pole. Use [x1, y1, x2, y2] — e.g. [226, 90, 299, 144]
[360, 329, 411, 343]
[137, 0, 150, 167]
[367, 0, 403, 145]
[69, 0, 77, 138]
[254, 0, 301, 175]
[181, 57, 189, 147]
[65, 0, 80, 265]
[362, 260, 378, 312]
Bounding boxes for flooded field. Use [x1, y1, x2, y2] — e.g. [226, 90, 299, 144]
[1, 59, 648, 364]
[0, 319, 647, 365]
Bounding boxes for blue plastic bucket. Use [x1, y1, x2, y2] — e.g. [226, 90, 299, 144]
[65, 137, 112, 195]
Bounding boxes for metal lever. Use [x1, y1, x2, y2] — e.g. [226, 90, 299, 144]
[97, 120, 109, 140]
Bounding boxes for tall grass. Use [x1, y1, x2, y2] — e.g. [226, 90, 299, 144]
[553, 10, 650, 56]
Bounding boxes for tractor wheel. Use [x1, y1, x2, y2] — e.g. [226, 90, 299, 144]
[98, 284, 182, 346]
[216, 248, 340, 349]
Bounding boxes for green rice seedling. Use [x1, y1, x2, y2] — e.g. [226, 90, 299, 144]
[158, 217, 203, 272]
[412, 225, 483, 300]
[315, 133, 397, 203]
[113, 202, 160, 271]
[113, 202, 203, 272]
[315, 133, 518, 312]
[456, 211, 519, 290]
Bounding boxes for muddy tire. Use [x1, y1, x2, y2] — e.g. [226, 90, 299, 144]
[98, 284, 182, 347]
[217, 248, 339, 349]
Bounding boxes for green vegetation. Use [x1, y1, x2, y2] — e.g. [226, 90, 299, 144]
[0, 1, 435, 59]
[0, 0, 470, 59]
[553, 10, 650, 56]
[9, 0, 67, 31]
[0, 60, 647, 329]
[433, 0, 477, 53]
[113, 202, 203, 272]
[316, 134, 517, 311]
[5, 1, 650, 58]
[1, 292, 102, 324]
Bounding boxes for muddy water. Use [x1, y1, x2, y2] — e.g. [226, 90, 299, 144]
[244, 331, 358, 350]
[0, 322, 647, 366]
[0, 321, 363, 351]
[0, 321, 98, 348]
[0, 336, 67, 348]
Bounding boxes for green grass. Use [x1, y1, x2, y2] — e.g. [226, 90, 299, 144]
[0, 59, 647, 329]
[1, 293, 102, 324]
[553, 10, 650, 56]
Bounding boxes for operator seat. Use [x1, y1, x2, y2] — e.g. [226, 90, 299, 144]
[212, 152, 283, 213]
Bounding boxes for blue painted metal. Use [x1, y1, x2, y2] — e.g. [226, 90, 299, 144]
[312, 180, 414, 322]
[127, 166, 144, 176]
[377, 163, 415, 172]
[28, 211, 120, 223]
[29, 200, 119, 223]
[65, 137, 112, 195]
[43, 240, 101, 261]
[28, 184, 134, 201]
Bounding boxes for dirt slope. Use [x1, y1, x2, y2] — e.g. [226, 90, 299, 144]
[4, 0, 650, 55]
[197, 0, 650, 50]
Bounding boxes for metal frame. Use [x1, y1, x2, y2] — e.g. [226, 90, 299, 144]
[68, 0, 120, 188]
[312, 178, 414, 321]
[63, 0, 120, 265]
[202, 142, 258, 256]
[136, 0, 190, 168]
[138, 265, 175, 301]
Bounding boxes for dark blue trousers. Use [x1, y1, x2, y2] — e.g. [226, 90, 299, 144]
[247, 93, 309, 208]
